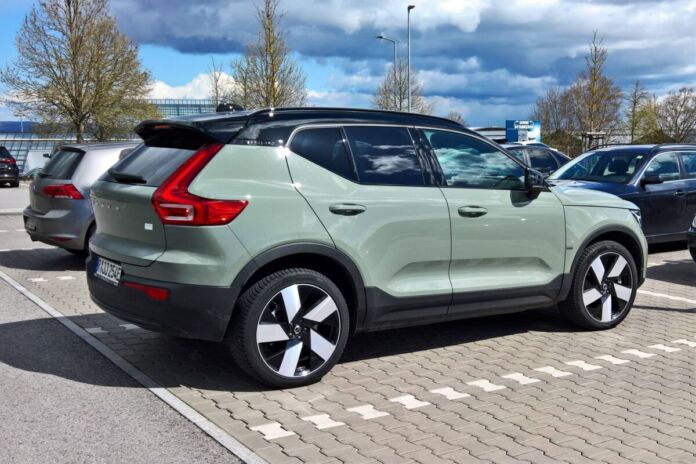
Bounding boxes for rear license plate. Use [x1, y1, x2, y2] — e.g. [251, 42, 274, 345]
[95, 256, 122, 286]
[24, 218, 36, 231]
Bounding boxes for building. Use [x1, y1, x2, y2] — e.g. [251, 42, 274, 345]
[0, 99, 217, 172]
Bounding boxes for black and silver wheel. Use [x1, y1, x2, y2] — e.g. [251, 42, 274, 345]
[560, 240, 638, 330]
[229, 268, 349, 388]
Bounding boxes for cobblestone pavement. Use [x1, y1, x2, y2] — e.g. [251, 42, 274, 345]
[1, 215, 695, 464]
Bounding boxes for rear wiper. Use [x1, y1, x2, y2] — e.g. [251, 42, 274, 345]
[108, 169, 146, 184]
[37, 171, 52, 178]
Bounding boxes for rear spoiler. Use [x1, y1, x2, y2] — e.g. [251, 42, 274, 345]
[135, 119, 245, 147]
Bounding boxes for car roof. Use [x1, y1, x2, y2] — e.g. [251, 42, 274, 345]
[136, 107, 472, 144]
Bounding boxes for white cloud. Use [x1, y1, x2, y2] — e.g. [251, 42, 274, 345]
[148, 72, 234, 99]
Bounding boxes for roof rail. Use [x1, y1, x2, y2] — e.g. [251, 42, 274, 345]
[245, 107, 464, 126]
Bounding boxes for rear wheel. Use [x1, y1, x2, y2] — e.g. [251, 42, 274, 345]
[690, 247, 696, 262]
[559, 240, 637, 330]
[228, 268, 350, 388]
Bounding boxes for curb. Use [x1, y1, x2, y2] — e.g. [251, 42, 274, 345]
[0, 269, 268, 464]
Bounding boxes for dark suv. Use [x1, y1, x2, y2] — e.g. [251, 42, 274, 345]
[0, 147, 19, 187]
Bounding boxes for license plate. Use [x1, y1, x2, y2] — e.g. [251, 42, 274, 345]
[25, 218, 36, 231]
[95, 257, 122, 286]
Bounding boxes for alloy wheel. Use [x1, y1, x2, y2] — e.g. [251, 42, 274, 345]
[256, 284, 341, 378]
[582, 252, 634, 323]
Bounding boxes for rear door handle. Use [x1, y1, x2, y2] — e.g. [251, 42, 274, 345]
[674, 190, 685, 197]
[458, 206, 488, 218]
[329, 203, 366, 216]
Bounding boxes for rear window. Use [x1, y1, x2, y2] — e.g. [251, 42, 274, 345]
[40, 149, 84, 180]
[103, 145, 195, 187]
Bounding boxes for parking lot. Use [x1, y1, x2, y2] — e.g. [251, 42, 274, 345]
[0, 213, 695, 463]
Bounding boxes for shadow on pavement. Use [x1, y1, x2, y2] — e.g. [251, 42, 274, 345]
[0, 248, 86, 272]
[646, 259, 696, 287]
[0, 308, 575, 393]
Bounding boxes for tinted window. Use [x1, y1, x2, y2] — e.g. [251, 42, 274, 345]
[0, 147, 12, 159]
[344, 126, 424, 186]
[551, 151, 646, 184]
[644, 152, 680, 182]
[425, 130, 525, 189]
[289, 128, 355, 180]
[679, 152, 696, 179]
[40, 149, 84, 180]
[528, 148, 559, 174]
[104, 145, 195, 187]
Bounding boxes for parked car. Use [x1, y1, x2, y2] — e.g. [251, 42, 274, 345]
[503, 144, 570, 177]
[689, 215, 696, 262]
[548, 144, 696, 245]
[0, 146, 20, 187]
[87, 108, 647, 388]
[23, 142, 138, 254]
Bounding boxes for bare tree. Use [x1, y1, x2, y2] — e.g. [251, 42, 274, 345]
[0, 0, 153, 142]
[445, 111, 467, 126]
[230, 0, 306, 108]
[208, 57, 226, 106]
[625, 80, 649, 143]
[531, 86, 574, 133]
[372, 58, 433, 114]
[570, 32, 623, 134]
[655, 87, 696, 143]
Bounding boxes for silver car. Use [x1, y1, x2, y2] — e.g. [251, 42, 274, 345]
[23, 142, 138, 254]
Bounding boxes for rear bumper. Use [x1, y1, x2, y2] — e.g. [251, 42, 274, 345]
[0, 170, 19, 182]
[86, 253, 235, 341]
[23, 204, 91, 250]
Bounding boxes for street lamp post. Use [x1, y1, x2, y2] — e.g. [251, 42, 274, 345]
[407, 5, 415, 112]
[375, 35, 398, 71]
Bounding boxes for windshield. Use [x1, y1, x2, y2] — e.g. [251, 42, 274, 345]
[549, 151, 647, 184]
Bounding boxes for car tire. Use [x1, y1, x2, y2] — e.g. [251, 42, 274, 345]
[559, 240, 638, 330]
[228, 268, 350, 388]
[10, 181, 19, 188]
[690, 247, 696, 263]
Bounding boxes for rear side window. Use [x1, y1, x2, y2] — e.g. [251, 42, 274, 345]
[40, 149, 84, 179]
[104, 145, 195, 187]
[344, 126, 424, 186]
[289, 128, 355, 180]
[527, 148, 559, 174]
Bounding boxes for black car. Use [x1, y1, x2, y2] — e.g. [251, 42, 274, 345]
[0, 147, 20, 187]
[549, 144, 696, 245]
[502, 143, 570, 177]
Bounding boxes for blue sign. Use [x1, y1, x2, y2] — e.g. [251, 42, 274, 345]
[506, 120, 541, 143]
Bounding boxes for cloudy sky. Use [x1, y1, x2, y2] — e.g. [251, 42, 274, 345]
[1, 0, 696, 125]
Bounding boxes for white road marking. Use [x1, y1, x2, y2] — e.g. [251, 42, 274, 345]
[85, 327, 108, 334]
[565, 360, 603, 371]
[672, 339, 696, 348]
[637, 289, 696, 305]
[389, 395, 430, 409]
[501, 373, 541, 385]
[430, 387, 471, 400]
[15, 229, 25, 232]
[250, 423, 295, 440]
[595, 355, 630, 365]
[347, 405, 389, 420]
[27, 277, 47, 282]
[648, 344, 681, 353]
[0, 230, 7, 233]
[622, 349, 656, 359]
[301, 414, 344, 430]
[0, 269, 268, 464]
[119, 323, 140, 331]
[535, 366, 573, 378]
[466, 379, 506, 392]
[56, 276, 75, 281]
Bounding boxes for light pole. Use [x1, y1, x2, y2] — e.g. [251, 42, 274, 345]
[375, 35, 398, 71]
[407, 5, 415, 112]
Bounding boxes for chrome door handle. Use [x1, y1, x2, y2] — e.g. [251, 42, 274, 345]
[674, 190, 685, 197]
[329, 204, 366, 216]
[458, 206, 488, 218]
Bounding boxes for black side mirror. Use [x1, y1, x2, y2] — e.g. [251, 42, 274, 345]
[525, 168, 547, 196]
[43, 153, 50, 158]
[641, 175, 663, 186]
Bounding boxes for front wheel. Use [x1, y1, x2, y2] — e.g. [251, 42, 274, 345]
[228, 268, 350, 388]
[559, 240, 638, 330]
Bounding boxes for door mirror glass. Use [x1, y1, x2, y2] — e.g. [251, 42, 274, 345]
[525, 168, 546, 194]
[641, 175, 664, 186]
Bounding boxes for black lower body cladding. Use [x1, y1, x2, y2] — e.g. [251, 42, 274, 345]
[86, 254, 235, 341]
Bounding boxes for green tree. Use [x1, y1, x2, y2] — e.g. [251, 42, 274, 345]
[1, 0, 153, 141]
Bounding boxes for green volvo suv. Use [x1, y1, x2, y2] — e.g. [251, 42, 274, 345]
[87, 108, 647, 387]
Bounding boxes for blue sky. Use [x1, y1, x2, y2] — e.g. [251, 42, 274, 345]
[2, 0, 696, 126]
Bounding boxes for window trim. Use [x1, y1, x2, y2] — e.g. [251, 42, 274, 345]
[639, 151, 685, 185]
[286, 123, 434, 187]
[416, 126, 528, 190]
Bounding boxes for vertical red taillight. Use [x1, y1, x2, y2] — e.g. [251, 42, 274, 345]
[152, 143, 248, 226]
